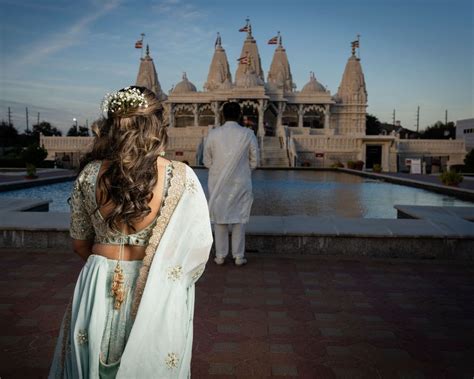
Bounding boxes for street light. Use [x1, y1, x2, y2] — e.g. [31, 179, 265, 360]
[73, 118, 78, 127]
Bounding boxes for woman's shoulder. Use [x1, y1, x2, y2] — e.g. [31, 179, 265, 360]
[76, 160, 102, 185]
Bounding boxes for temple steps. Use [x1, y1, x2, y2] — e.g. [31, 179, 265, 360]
[260, 137, 290, 167]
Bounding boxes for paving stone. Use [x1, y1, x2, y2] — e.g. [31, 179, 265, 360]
[271, 365, 298, 376]
[315, 312, 340, 321]
[326, 346, 351, 356]
[320, 327, 344, 337]
[367, 330, 395, 338]
[360, 315, 383, 322]
[268, 311, 287, 319]
[354, 302, 373, 308]
[305, 289, 322, 296]
[224, 287, 242, 295]
[16, 318, 38, 327]
[270, 343, 294, 353]
[212, 342, 239, 352]
[208, 363, 235, 375]
[266, 299, 283, 305]
[219, 310, 239, 318]
[217, 324, 240, 334]
[268, 325, 291, 335]
[222, 298, 240, 304]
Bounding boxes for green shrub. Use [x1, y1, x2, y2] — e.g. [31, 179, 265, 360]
[354, 160, 364, 170]
[373, 163, 382, 173]
[440, 170, 463, 186]
[347, 160, 355, 169]
[331, 161, 344, 168]
[25, 163, 38, 179]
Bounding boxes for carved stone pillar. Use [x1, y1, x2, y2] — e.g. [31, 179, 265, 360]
[324, 104, 330, 129]
[298, 104, 304, 128]
[258, 100, 266, 137]
[169, 103, 175, 128]
[276, 102, 286, 137]
[212, 101, 220, 127]
[193, 104, 199, 127]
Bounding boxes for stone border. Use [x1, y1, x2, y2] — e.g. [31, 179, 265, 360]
[0, 174, 76, 192]
[336, 168, 474, 201]
[1, 212, 472, 260]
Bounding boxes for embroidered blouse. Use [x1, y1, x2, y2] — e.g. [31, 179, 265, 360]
[69, 160, 173, 246]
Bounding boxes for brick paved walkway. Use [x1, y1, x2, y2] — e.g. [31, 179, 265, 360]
[1, 250, 473, 378]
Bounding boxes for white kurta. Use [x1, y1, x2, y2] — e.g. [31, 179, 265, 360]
[203, 121, 259, 224]
[48, 162, 213, 378]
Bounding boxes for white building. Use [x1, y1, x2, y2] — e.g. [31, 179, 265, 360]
[41, 21, 467, 172]
[456, 118, 474, 151]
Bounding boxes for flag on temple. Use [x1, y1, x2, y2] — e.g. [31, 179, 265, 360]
[351, 40, 359, 48]
[268, 36, 279, 45]
[135, 40, 143, 49]
[239, 25, 249, 32]
[237, 56, 248, 64]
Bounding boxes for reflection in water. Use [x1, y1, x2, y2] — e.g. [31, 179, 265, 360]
[0, 170, 473, 218]
[196, 169, 474, 219]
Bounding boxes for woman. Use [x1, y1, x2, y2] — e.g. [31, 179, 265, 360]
[49, 86, 213, 378]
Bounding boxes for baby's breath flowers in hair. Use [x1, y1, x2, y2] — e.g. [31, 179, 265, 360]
[101, 86, 148, 116]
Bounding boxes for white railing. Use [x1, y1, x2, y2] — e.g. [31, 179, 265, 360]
[288, 137, 298, 167]
[398, 139, 466, 153]
[292, 135, 358, 151]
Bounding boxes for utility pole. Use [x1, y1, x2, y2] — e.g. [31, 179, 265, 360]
[25, 107, 29, 132]
[416, 106, 420, 133]
[8, 107, 11, 126]
[392, 109, 396, 126]
[445, 109, 448, 125]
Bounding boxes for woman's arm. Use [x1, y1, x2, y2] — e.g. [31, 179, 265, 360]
[72, 239, 94, 261]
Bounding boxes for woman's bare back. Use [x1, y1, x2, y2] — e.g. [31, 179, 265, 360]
[92, 156, 171, 261]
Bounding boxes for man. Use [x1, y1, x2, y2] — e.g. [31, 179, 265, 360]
[203, 102, 259, 266]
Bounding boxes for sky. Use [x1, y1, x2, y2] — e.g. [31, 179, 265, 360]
[0, 0, 472, 134]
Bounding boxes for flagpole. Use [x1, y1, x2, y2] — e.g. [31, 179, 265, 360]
[141, 33, 145, 59]
[357, 34, 361, 60]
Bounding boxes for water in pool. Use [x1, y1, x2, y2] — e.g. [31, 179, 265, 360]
[1, 169, 473, 218]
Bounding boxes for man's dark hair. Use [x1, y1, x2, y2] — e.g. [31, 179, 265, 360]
[222, 102, 241, 122]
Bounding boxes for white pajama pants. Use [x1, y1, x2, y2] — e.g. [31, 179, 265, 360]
[214, 223, 246, 259]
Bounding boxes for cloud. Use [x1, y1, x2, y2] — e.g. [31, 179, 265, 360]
[17, 0, 121, 66]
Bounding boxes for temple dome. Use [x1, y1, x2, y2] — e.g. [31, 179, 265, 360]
[172, 72, 197, 94]
[301, 72, 326, 93]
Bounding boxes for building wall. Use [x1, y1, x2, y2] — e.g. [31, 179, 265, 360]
[456, 118, 474, 151]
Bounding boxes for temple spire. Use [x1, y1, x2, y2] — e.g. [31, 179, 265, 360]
[205, 33, 232, 91]
[135, 44, 167, 101]
[235, 19, 264, 84]
[267, 32, 294, 92]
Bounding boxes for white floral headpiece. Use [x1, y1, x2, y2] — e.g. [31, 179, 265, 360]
[101, 86, 148, 115]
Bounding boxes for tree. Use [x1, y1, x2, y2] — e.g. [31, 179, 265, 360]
[31, 122, 62, 139]
[21, 144, 48, 178]
[0, 121, 19, 147]
[67, 124, 90, 136]
[366, 114, 381, 135]
[464, 149, 474, 173]
[419, 121, 455, 139]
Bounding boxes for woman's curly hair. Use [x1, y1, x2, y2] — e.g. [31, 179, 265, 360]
[80, 86, 168, 233]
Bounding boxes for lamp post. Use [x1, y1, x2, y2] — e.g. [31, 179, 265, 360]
[73, 118, 78, 135]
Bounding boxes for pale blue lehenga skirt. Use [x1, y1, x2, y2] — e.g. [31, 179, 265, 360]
[99, 258, 142, 378]
[49, 255, 142, 379]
